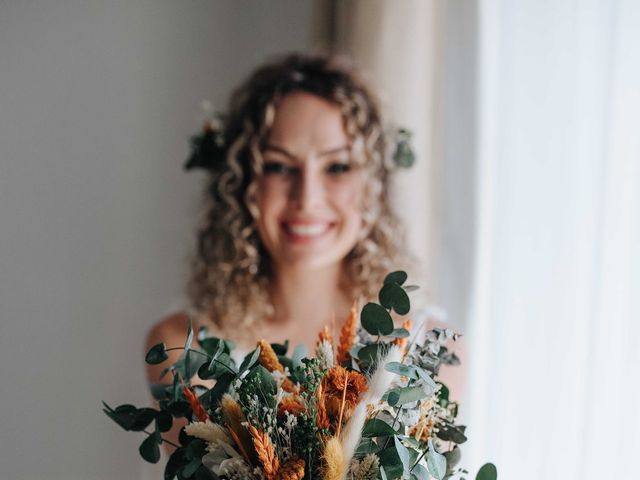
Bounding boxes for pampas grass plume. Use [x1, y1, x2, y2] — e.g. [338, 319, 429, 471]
[323, 436, 346, 480]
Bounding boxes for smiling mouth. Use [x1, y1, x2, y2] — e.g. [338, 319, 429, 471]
[282, 222, 334, 240]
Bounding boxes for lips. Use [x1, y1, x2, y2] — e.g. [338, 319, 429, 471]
[281, 220, 334, 241]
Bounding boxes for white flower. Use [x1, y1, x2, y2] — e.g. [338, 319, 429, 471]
[315, 339, 335, 370]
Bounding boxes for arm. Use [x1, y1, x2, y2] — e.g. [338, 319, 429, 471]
[144, 313, 192, 454]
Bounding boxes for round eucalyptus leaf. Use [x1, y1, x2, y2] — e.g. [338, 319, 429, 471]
[145, 343, 168, 365]
[156, 410, 173, 432]
[379, 282, 411, 315]
[383, 271, 408, 286]
[361, 303, 394, 336]
[476, 463, 498, 480]
[130, 408, 157, 432]
[139, 434, 161, 463]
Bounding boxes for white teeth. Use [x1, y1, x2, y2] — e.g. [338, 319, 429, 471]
[286, 224, 329, 236]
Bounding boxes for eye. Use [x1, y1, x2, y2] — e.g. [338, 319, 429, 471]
[326, 162, 352, 175]
[263, 161, 294, 175]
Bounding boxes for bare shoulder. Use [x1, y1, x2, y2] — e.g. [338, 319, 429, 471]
[144, 312, 192, 384]
[145, 312, 192, 350]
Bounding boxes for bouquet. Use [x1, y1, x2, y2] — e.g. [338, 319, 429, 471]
[104, 271, 497, 480]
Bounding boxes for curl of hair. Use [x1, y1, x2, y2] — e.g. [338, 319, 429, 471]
[188, 52, 409, 336]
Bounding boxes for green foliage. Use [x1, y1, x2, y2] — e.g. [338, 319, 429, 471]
[361, 303, 394, 336]
[383, 270, 408, 286]
[387, 386, 430, 406]
[379, 282, 411, 315]
[362, 418, 398, 437]
[139, 431, 161, 463]
[476, 463, 498, 480]
[146, 343, 168, 364]
[426, 440, 447, 480]
[392, 129, 416, 168]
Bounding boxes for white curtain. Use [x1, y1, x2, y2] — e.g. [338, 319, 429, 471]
[467, 1, 640, 479]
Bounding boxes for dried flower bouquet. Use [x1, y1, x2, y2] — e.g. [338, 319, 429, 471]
[104, 271, 497, 480]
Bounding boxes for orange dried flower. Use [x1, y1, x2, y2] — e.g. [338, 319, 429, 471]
[248, 424, 280, 480]
[257, 339, 297, 393]
[258, 339, 284, 373]
[276, 457, 305, 480]
[317, 325, 333, 346]
[277, 397, 306, 418]
[321, 366, 368, 423]
[182, 386, 208, 422]
[316, 382, 330, 430]
[336, 303, 358, 364]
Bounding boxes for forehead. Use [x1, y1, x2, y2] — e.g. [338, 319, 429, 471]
[266, 92, 349, 155]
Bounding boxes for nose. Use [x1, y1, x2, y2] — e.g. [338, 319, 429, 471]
[291, 166, 325, 211]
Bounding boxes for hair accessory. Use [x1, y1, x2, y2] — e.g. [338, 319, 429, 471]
[392, 128, 416, 169]
[184, 102, 227, 172]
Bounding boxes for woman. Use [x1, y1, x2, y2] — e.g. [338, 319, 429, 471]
[145, 52, 462, 450]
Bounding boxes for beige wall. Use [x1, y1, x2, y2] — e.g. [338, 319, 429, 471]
[0, 1, 311, 478]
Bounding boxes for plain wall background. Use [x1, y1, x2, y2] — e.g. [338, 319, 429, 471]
[0, 1, 312, 479]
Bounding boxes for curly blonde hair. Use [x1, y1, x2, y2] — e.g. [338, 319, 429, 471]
[188, 52, 409, 334]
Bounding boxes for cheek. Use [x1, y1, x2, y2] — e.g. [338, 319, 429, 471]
[256, 180, 288, 219]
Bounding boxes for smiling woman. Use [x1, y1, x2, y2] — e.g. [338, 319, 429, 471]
[144, 52, 415, 450]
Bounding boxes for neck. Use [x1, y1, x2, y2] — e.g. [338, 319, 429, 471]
[268, 262, 352, 329]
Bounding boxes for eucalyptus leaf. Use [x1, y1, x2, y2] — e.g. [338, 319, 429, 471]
[149, 383, 171, 401]
[270, 340, 289, 356]
[146, 343, 169, 365]
[354, 437, 378, 457]
[379, 282, 411, 315]
[174, 349, 208, 380]
[394, 436, 411, 477]
[387, 386, 429, 406]
[383, 270, 408, 286]
[362, 418, 398, 437]
[386, 328, 410, 339]
[139, 434, 161, 463]
[164, 447, 184, 480]
[412, 463, 430, 479]
[182, 458, 201, 478]
[476, 463, 498, 480]
[184, 319, 194, 351]
[198, 337, 230, 356]
[426, 440, 447, 480]
[361, 303, 394, 336]
[102, 402, 137, 431]
[130, 408, 157, 432]
[379, 466, 389, 480]
[437, 425, 468, 444]
[291, 344, 308, 369]
[385, 362, 420, 380]
[156, 410, 173, 432]
[238, 346, 261, 375]
[357, 343, 390, 366]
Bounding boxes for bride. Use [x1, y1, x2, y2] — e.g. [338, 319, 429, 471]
[145, 52, 463, 451]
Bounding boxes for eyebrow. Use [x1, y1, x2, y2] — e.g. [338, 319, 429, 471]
[263, 144, 350, 161]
